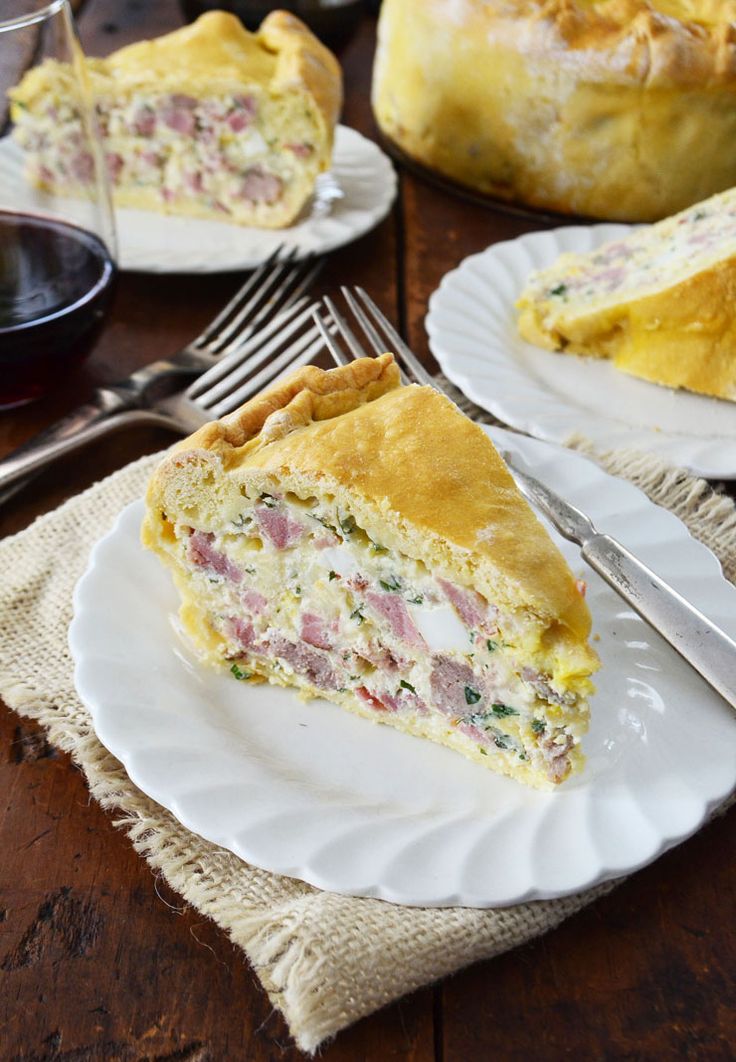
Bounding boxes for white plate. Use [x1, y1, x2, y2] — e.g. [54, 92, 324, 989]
[0, 125, 396, 273]
[69, 428, 736, 907]
[426, 226, 736, 479]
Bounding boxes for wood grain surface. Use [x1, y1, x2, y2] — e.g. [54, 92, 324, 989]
[1, 3, 734, 1059]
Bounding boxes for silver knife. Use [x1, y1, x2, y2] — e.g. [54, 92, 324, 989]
[501, 447, 736, 713]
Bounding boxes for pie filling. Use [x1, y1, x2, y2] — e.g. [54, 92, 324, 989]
[13, 89, 320, 218]
[524, 193, 736, 319]
[161, 490, 588, 785]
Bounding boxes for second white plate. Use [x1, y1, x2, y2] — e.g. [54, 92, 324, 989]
[426, 226, 736, 478]
[69, 428, 736, 908]
[0, 125, 396, 273]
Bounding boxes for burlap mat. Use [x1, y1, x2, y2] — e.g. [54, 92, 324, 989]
[2, 403, 735, 1053]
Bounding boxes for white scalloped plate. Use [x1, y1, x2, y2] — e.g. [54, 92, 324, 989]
[426, 226, 736, 479]
[0, 125, 396, 273]
[69, 428, 736, 907]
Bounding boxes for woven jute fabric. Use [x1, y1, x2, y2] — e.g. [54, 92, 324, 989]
[2, 406, 735, 1053]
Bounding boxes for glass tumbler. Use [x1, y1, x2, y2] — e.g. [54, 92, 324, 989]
[0, 0, 117, 408]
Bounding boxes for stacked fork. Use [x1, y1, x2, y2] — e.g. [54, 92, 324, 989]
[0, 248, 323, 496]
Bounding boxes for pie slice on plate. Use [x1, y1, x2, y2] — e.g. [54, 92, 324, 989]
[9, 11, 342, 228]
[142, 355, 599, 788]
[516, 188, 736, 401]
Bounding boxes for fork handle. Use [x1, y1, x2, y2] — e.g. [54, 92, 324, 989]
[0, 392, 177, 496]
[583, 534, 736, 711]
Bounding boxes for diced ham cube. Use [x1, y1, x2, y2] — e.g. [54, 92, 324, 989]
[255, 505, 306, 550]
[242, 588, 268, 616]
[160, 95, 197, 135]
[437, 578, 488, 628]
[364, 591, 424, 649]
[228, 111, 251, 133]
[356, 686, 392, 712]
[268, 633, 339, 690]
[430, 655, 482, 716]
[300, 612, 335, 651]
[227, 617, 257, 650]
[188, 531, 242, 583]
[240, 166, 282, 205]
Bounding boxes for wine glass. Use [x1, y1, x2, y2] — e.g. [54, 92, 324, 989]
[0, 0, 117, 408]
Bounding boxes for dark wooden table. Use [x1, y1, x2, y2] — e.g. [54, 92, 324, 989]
[2, 3, 735, 1059]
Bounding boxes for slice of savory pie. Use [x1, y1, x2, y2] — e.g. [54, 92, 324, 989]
[142, 355, 599, 788]
[9, 11, 342, 228]
[516, 188, 736, 401]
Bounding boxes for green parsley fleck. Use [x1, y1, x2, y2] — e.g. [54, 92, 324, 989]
[350, 607, 365, 625]
[230, 663, 251, 681]
[464, 685, 482, 705]
[518, 752, 528, 761]
[693, 210, 707, 221]
[493, 734, 510, 750]
[486, 639, 498, 652]
[407, 594, 424, 605]
[479, 747, 487, 756]
[311, 514, 336, 532]
[550, 283, 568, 297]
[399, 679, 416, 694]
[491, 702, 519, 718]
[339, 512, 357, 535]
[380, 575, 402, 593]
[259, 492, 277, 508]
[328, 570, 338, 581]
[531, 718, 546, 734]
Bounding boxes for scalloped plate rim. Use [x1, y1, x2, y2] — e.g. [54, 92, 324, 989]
[69, 428, 736, 907]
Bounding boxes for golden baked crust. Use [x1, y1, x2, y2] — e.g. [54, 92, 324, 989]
[144, 355, 595, 651]
[372, 0, 736, 221]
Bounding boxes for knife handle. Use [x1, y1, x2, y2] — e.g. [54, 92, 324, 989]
[583, 534, 736, 711]
[0, 393, 180, 499]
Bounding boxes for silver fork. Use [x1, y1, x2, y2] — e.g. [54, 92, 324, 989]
[0, 248, 323, 495]
[311, 287, 736, 714]
[157, 298, 330, 428]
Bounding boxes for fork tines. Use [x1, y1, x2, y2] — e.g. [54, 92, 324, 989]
[312, 288, 436, 390]
[194, 246, 325, 357]
[184, 299, 336, 422]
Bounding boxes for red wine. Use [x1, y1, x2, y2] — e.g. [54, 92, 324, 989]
[0, 211, 116, 407]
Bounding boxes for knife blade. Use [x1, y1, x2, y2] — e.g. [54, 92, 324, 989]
[502, 447, 736, 714]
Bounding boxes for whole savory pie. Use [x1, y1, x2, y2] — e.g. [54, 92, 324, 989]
[372, 0, 736, 222]
[142, 355, 599, 789]
[9, 11, 342, 228]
